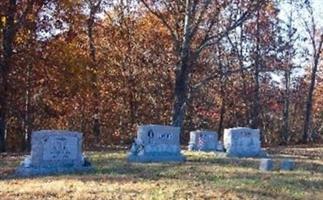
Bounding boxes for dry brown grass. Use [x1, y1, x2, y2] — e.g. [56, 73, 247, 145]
[0, 146, 323, 200]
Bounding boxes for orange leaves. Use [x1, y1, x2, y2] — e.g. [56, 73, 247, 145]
[0, 16, 6, 28]
[2, 0, 323, 150]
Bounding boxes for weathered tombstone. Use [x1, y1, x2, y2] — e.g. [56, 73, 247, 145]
[259, 158, 274, 171]
[280, 159, 295, 171]
[16, 130, 92, 176]
[188, 130, 218, 152]
[224, 127, 266, 157]
[128, 124, 185, 162]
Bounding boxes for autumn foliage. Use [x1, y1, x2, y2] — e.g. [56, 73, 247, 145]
[0, 0, 322, 152]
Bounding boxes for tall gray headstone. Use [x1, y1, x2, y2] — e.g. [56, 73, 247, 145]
[224, 127, 266, 157]
[128, 124, 185, 162]
[188, 130, 218, 151]
[16, 130, 92, 176]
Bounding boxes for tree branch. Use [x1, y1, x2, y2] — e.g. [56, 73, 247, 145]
[139, 0, 179, 47]
[194, 0, 264, 55]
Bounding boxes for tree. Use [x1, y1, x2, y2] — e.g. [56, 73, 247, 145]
[140, 0, 264, 129]
[0, 0, 45, 152]
[85, 0, 103, 144]
[281, 0, 299, 143]
[302, 1, 323, 143]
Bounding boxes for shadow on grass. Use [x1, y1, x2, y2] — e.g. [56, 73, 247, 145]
[188, 156, 259, 169]
[186, 152, 323, 174]
[208, 171, 323, 199]
[1, 151, 323, 184]
[233, 188, 296, 200]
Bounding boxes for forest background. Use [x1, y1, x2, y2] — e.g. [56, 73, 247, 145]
[0, 0, 323, 152]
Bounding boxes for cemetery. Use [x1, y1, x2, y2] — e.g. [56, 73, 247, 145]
[0, 0, 323, 199]
[0, 125, 322, 199]
[16, 130, 92, 176]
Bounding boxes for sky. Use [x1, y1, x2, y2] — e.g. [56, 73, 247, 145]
[271, 0, 323, 84]
[279, 0, 323, 19]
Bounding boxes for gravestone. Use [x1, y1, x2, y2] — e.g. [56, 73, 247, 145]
[224, 127, 266, 157]
[259, 158, 274, 171]
[128, 124, 185, 162]
[16, 130, 92, 176]
[188, 130, 218, 151]
[280, 159, 295, 171]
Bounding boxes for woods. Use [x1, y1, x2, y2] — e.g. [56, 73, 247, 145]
[0, 0, 322, 152]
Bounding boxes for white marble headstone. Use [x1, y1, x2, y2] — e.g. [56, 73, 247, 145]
[16, 130, 92, 176]
[223, 127, 263, 157]
[128, 124, 185, 162]
[188, 130, 218, 151]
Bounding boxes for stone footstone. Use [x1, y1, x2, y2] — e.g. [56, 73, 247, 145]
[280, 159, 295, 171]
[16, 130, 93, 176]
[128, 124, 185, 163]
[188, 130, 218, 152]
[259, 158, 274, 171]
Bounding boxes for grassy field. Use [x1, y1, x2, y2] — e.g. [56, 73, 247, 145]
[0, 146, 322, 200]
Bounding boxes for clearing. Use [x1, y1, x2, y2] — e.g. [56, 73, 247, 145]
[0, 146, 322, 200]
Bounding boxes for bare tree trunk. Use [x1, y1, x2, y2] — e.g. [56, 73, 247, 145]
[87, 0, 102, 144]
[238, 35, 250, 125]
[303, 36, 323, 143]
[80, 98, 86, 136]
[124, 2, 137, 130]
[22, 16, 38, 151]
[282, 69, 290, 143]
[302, 1, 323, 143]
[303, 67, 317, 143]
[282, 3, 295, 144]
[217, 78, 226, 139]
[0, 64, 8, 152]
[171, 0, 192, 128]
[172, 59, 190, 128]
[23, 63, 32, 151]
[0, 72, 8, 152]
[0, 0, 17, 152]
[251, 9, 260, 129]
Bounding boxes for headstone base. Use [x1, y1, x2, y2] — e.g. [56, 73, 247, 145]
[225, 149, 268, 158]
[16, 156, 93, 177]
